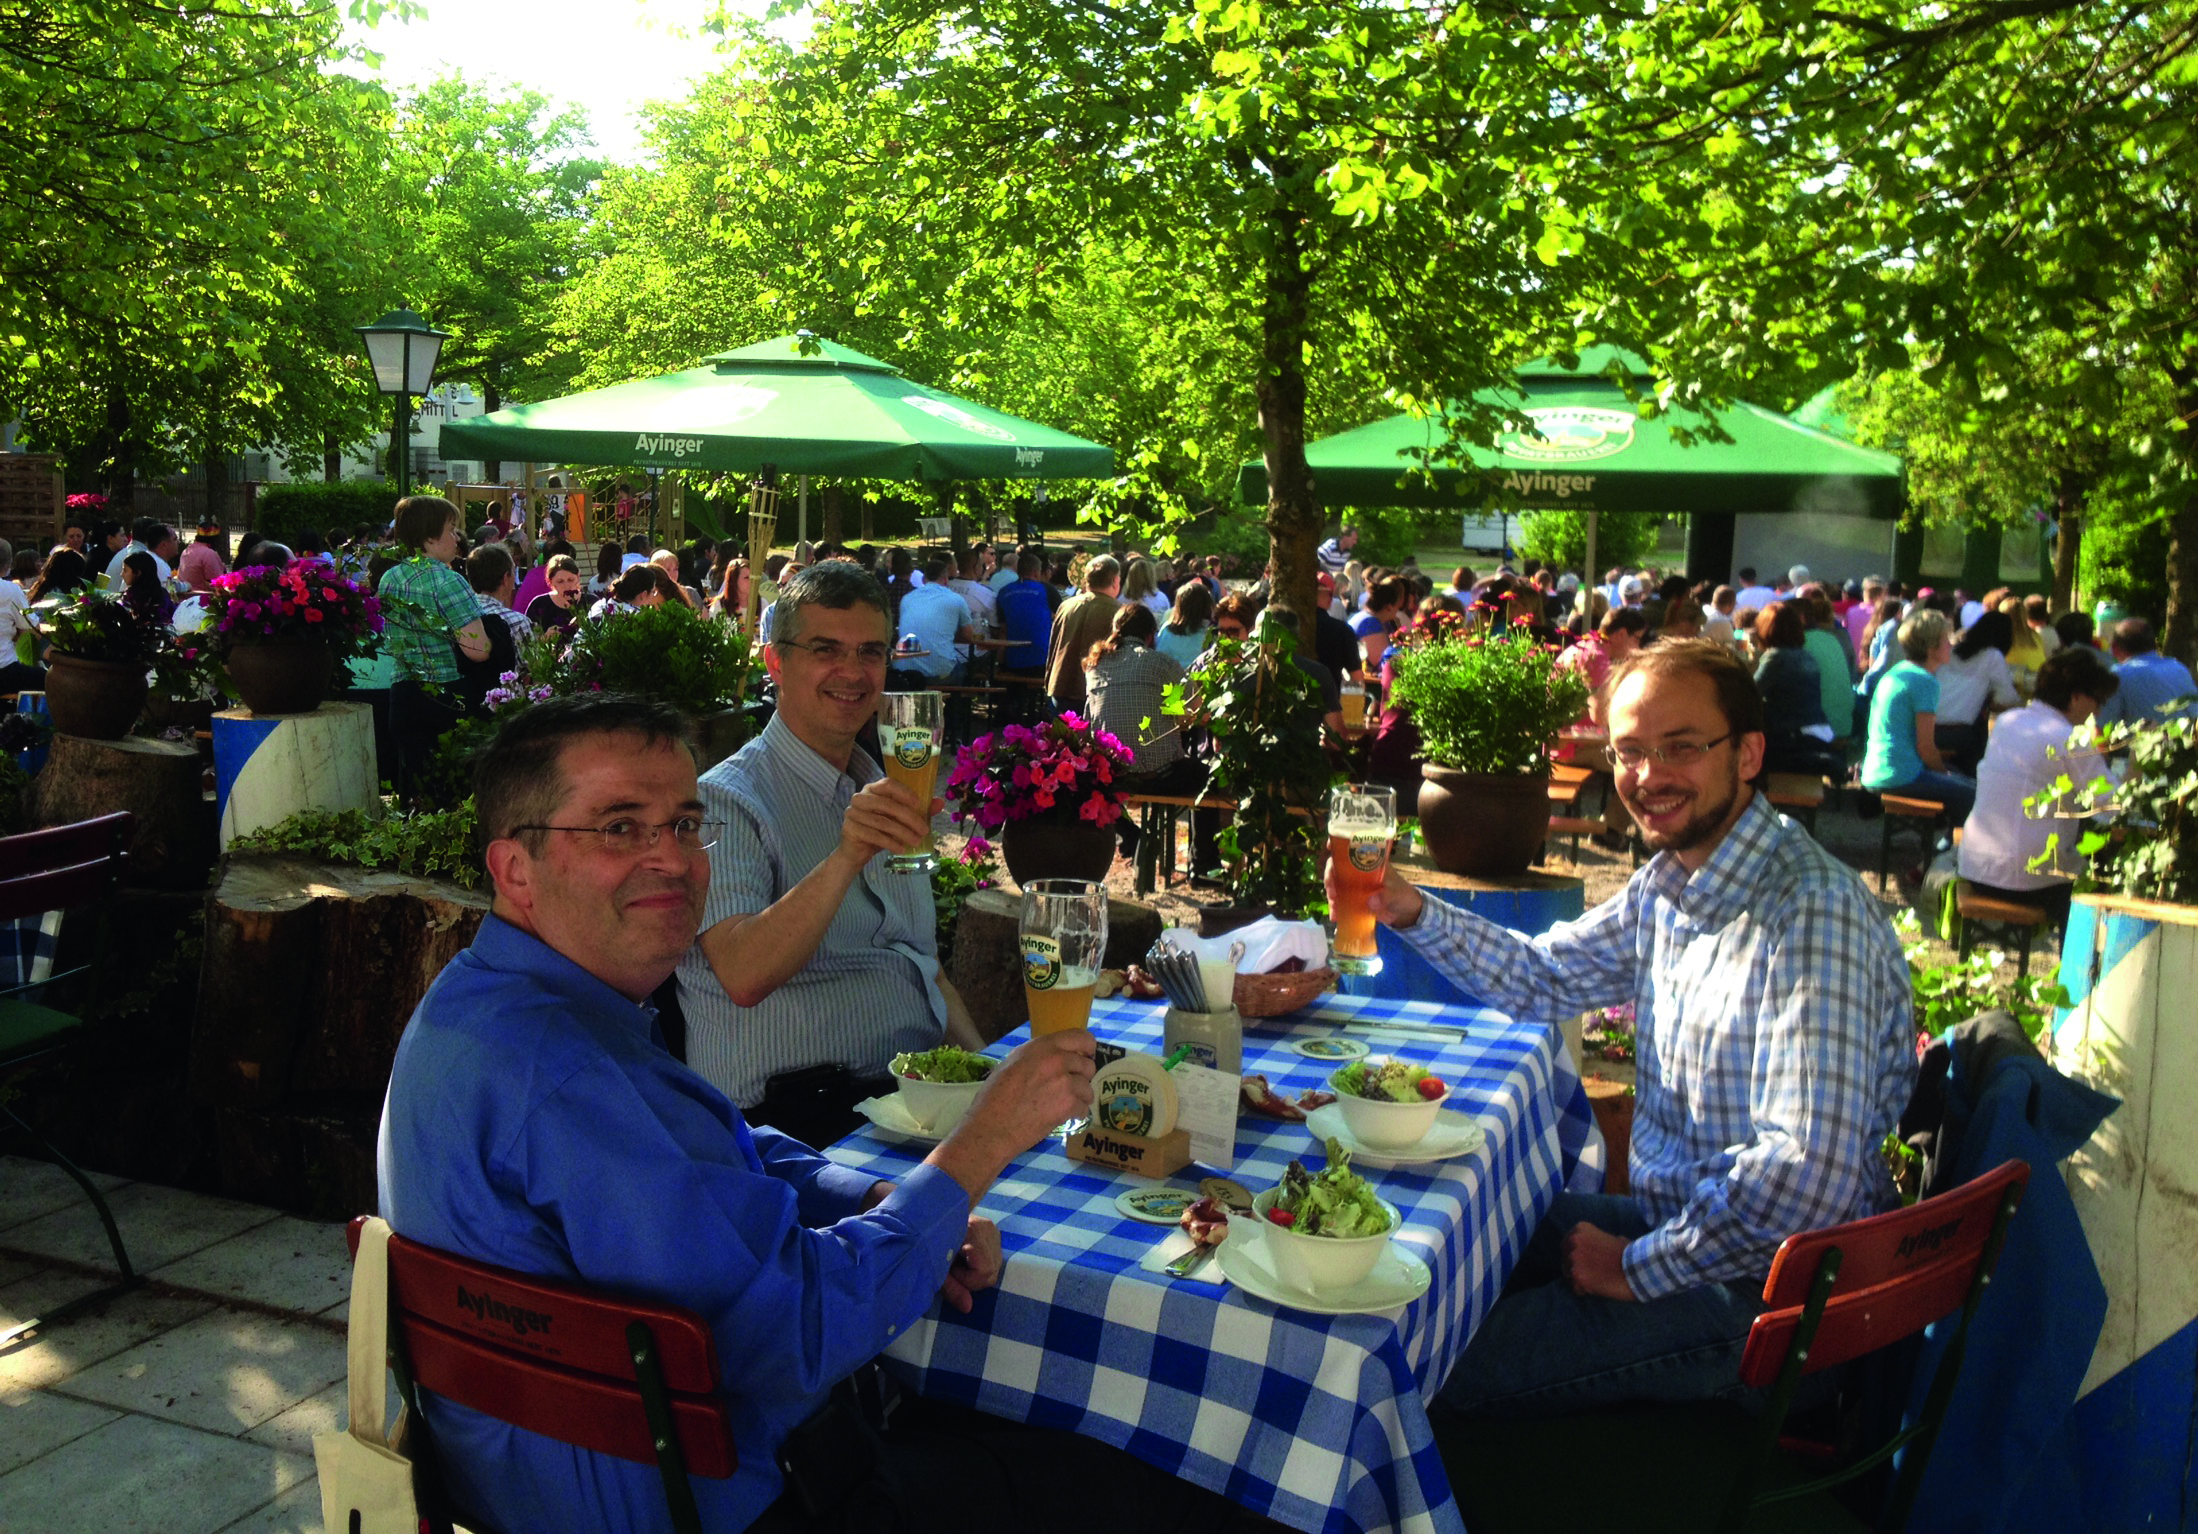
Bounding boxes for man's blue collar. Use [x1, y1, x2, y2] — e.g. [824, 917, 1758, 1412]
[471, 913, 659, 1037]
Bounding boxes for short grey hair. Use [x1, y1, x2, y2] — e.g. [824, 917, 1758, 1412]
[1898, 607, 1951, 664]
[773, 560, 890, 645]
[1084, 555, 1121, 593]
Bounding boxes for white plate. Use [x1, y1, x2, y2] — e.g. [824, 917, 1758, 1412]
[853, 1094, 948, 1145]
[1216, 1225, 1431, 1317]
[1304, 1103, 1485, 1166]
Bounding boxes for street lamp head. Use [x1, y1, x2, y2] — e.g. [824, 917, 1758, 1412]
[354, 308, 451, 396]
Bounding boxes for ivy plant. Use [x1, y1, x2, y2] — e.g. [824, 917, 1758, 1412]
[232, 804, 483, 891]
[1182, 625, 1333, 919]
[2032, 714, 2197, 909]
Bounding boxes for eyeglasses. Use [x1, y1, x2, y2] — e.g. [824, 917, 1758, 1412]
[1611, 732, 1735, 771]
[772, 638, 892, 666]
[510, 817, 724, 853]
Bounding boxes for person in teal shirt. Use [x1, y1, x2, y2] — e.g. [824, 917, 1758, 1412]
[376, 496, 491, 803]
[1862, 607, 1974, 823]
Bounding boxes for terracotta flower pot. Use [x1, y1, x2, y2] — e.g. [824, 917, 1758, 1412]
[1001, 812, 1117, 887]
[1416, 763, 1551, 877]
[226, 637, 333, 716]
[44, 653, 150, 740]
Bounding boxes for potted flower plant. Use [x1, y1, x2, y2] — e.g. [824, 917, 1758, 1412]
[204, 564, 383, 715]
[1388, 624, 1590, 876]
[145, 629, 228, 732]
[41, 592, 162, 739]
[552, 602, 758, 766]
[944, 713, 1134, 886]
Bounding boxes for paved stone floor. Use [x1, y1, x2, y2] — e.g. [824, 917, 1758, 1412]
[0, 1155, 350, 1534]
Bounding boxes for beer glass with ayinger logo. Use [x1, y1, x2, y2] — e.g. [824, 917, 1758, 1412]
[877, 691, 944, 873]
[1328, 784, 1397, 976]
[1020, 878, 1108, 1036]
[1021, 878, 1108, 1135]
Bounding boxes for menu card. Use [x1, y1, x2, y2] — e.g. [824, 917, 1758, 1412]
[1171, 1062, 1239, 1172]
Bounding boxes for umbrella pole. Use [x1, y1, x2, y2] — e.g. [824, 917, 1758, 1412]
[798, 475, 809, 549]
[1584, 510, 1598, 607]
[746, 475, 779, 635]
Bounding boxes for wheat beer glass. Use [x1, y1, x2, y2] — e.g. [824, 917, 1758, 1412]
[877, 691, 944, 873]
[1020, 879, 1108, 1037]
[1328, 784, 1397, 977]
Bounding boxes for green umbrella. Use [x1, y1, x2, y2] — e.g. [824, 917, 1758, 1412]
[439, 334, 1114, 481]
[1236, 348, 1903, 517]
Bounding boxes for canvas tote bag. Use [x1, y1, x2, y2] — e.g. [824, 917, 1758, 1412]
[315, 1216, 422, 1534]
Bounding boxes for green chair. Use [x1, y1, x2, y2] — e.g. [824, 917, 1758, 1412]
[0, 811, 136, 1348]
[1439, 1160, 2029, 1534]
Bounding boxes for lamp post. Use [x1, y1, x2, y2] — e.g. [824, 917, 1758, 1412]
[354, 309, 451, 499]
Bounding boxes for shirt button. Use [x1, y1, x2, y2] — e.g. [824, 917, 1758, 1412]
[886, 1324, 897, 1336]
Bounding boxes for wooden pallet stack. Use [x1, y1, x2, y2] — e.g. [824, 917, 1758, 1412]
[0, 454, 62, 551]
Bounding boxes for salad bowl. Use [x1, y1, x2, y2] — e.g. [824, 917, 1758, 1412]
[890, 1046, 994, 1133]
[1328, 1058, 1451, 1150]
[1251, 1187, 1398, 1292]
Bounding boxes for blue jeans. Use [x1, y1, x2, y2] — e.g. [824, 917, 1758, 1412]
[1893, 768, 1976, 825]
[1435, 1193, 1769, 1417]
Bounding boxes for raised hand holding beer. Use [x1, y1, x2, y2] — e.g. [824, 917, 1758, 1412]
[1327, 784, 1397, 975]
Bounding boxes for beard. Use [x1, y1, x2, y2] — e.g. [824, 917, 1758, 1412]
[1623, 759, 1744, 855]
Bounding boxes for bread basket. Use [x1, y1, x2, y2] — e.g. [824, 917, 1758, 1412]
[1232, 966, 1338, 1018]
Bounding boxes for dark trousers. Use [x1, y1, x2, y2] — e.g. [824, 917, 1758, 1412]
[390, 678, 468, 806]
[754, 1389, 1256, 1534]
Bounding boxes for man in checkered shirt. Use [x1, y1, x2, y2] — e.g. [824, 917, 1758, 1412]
[1336, 638, 1915, 1415]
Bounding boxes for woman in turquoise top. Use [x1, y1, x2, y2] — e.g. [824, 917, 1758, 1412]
[1156, 579, 1212, 668]
[1862, 606, 1975, 823]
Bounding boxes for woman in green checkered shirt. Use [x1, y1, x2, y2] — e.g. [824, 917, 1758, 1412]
[377, 496, 491, 804]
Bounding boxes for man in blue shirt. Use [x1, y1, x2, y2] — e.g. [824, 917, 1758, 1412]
[2096, 617, 2197, 729]
[892, 551, 974, 683]
[380, 694, 1115, 1533]
[1336, 640, 1913, 1418]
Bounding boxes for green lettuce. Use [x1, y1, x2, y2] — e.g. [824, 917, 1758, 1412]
[890, 1046, 994, 1084]
[1333, 1059, 1431, 1103]
[1273, 1137, 1394, 1239]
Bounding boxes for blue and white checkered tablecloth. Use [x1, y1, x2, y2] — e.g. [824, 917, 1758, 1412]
[825, 991, 1603, 1534]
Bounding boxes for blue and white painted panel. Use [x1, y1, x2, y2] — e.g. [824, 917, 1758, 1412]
[2053, 896, 2198, 1526]
[213, 700, 377, 849]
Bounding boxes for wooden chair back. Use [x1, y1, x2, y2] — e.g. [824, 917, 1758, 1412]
[346, 1218, 735, 1534]
[0, 813, 131, 924]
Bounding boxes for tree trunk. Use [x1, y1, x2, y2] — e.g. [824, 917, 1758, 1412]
[2051, 468, 2087, 615]
[26, 733, 212, 891]
[323, 427, 341, 483]
[482, 379, 503, 483]
[821, 483, 845, 544]
[102, 380, 136, 512]
[1256, 227, 1321, 625]
[201, 439, 228, 532]
[2167, 366, 2198, 666]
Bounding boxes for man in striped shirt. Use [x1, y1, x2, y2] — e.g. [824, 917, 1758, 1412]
[1335, 639, 1914, 1416]
[677, 562, 989, 1148]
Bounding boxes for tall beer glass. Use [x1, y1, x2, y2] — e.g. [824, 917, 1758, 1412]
[877, 691, 944, 873]
[1328, 784, 1396, 977]
[1020, 879, 1108, 1037]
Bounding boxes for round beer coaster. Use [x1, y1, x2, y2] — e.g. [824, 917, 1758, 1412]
[1291, 1036, 1370, 1061]
[1198, 1177, 1254, 1213]
[1116, 1187, 1196, 1224]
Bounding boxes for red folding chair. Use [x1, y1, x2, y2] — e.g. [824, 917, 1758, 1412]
[1442, 1159, 2030, 1534]
[0, 812, 135, 1348]
[345, 1218, 738, 1534]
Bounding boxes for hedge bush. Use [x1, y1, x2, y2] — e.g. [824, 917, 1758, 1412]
[254, 481, 399, 548]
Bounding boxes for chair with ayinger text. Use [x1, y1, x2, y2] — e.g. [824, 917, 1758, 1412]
[344, 1217, 738, 1534]
[1441, 1159, 2030, 1534]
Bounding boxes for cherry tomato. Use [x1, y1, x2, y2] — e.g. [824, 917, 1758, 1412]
[1416, 1076, 1447, 1100]
[1266, 1208, 1297, 1228]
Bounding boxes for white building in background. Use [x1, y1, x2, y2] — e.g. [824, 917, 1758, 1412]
[253, 382, 498, 486]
